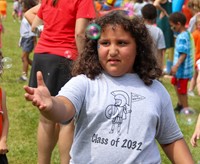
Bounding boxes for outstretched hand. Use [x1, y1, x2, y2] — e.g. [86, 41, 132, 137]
[190, 114, 200, 147]
[24, 71, 52, 111]
[190, 131, 200, 147]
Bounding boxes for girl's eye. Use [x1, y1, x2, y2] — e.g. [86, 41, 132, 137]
[118, 41, 127, 46]
[100, 41, 110, 46]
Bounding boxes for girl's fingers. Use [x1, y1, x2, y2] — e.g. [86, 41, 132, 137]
[37, 71, 46, 86]
[24, 93, 34, 101]
[23, 85, 34, 94]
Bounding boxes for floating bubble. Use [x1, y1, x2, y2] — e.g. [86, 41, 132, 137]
[64, 50, 72, 59]
[1, 57, 12, 69]
[179, 107, 197, 125]
[86, 23, 101, 40]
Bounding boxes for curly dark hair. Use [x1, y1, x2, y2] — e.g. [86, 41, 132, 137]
[168, 12, 187, 26]
[72, 10, 162, 86]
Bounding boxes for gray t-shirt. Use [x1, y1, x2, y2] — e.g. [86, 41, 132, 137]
[58, 72, 183, 164]
[146, 24, 166, 50]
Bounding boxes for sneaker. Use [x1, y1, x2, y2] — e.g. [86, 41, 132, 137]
[174, 103, 183, 113]
[20, 74, 27, 81]
[188, 91, 195, 97]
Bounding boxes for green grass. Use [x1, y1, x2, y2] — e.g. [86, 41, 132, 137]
[1, 2, 200, 163]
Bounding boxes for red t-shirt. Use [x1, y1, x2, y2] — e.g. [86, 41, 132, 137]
[35, 0, 96, 60]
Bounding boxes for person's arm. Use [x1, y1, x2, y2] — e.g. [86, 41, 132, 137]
[170, 54, 186, 75]
[24, 4, 41, 25]
[31, 15, 43, 33]
[191, 114, 200, 147]
[161, 138, 194, 163]
[75, 18, 90, 54]
[153, 0, 169, 17]
[157, 48, 166, 71]
[0, 89, 9, 154]
[24, 71, 76, 123]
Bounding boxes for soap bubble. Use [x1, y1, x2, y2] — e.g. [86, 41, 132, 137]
[179, 107, 197, 125]
[64, 50, 72, 59]
[1, 57, 12, 69]
[86, 23, 101, 40]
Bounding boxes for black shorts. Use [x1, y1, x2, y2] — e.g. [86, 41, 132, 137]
[20, 37, 34, 53]
[29, 54, 73, 96]
[0, 154, 8, 164]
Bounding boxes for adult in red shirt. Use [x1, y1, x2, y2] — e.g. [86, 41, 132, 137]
[27, 0, 96, 163]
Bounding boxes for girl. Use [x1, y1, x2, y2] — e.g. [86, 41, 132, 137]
[24, 10, 194, 163]
[25, 0, 96, 163]
[19, 0, 37, 81]
[188, 13, 200, 97]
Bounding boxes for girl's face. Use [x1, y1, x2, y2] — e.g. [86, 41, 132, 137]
[98, 24, 137, 77]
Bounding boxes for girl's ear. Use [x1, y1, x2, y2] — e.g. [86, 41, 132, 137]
[177, 22, 181, 26]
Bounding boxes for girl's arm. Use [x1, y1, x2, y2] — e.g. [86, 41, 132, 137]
[0, 89, 9, 154]
[24, 71, 75, 123]
[190, 114, 200, 147]
[31, 15, 43, 33]
[170, 54, 187, 75]
[75, 18, 91, 54]
[24, 4, 41, 25]
[161, 138, 194, 163]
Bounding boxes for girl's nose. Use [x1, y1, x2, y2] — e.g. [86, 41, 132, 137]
[109, 45, 118, 56]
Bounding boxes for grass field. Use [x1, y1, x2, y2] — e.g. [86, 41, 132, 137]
[1, 1, 200, 163]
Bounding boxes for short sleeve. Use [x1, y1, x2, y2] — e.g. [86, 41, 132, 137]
[155, 94, 183, 144]
[57, 75, 87, 115]
[176, 33, 189, 55]
[157, 29, 166, 50]
[76, 0, 96, 19]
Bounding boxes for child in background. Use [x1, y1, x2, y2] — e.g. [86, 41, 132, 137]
[188, 13, 200, 96]
[187, 0, 200, 96]
[12, 0, 19, 22]
[0, 0, 7, 20]
[187, 0, 200, 33]
[133, 0, 147, 16]
[17, 0, 23, 22]
[19, 0, 37, 81]
[141, 3, 166, 71]
[0, 60, 9, 164]
[169, 12, 194, 112]
[24, 10, 194, 163]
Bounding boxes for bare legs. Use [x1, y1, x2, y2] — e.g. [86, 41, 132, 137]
[174, 86, 188, 108]
[188, 69, 198, 96]
[37, 115, 74, 164]
[21, 51, 32, 81]
[58, 121, 74, 164]
[37, 115, 59, 164]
